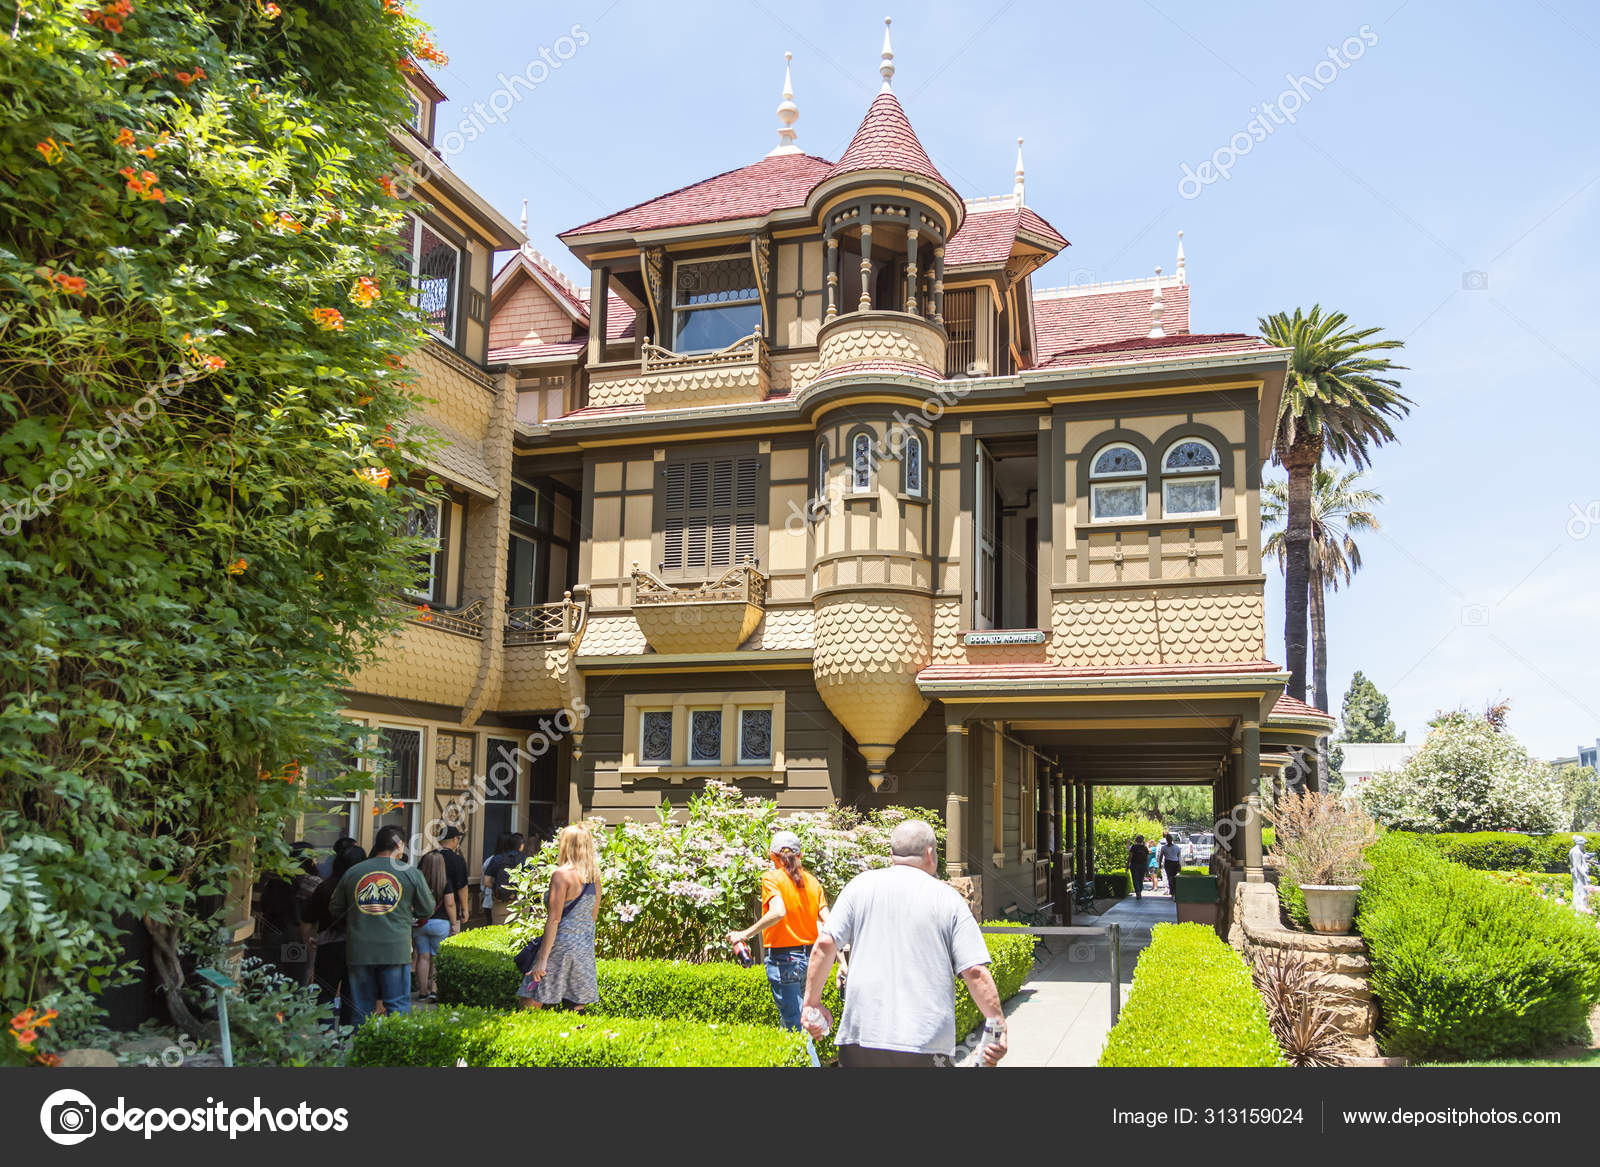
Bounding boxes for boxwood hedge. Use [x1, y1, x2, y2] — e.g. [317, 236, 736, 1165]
[1098, 922, 1284, 1067]
[1401, 831, 1594, 874]
[436, 922, 1035, 1061]
[348, 1006, 810, 1068]
[1358, 833, 1600, 1061]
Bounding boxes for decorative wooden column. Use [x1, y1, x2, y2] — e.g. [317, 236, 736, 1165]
[1242, 721, 1264, 882]
[586, 264, 609, 366]
[905, 228, 919, 315]
[1085, 783, 1095, 885]
[825, 233, 839, 322]
[944, 716, 968, 878]
[932, 244, 945, 325]
[857, 220, 873, 313]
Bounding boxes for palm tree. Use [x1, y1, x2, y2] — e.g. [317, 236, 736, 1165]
[1258, 306, 1410, 707]
[1262, 468, 1383, 715]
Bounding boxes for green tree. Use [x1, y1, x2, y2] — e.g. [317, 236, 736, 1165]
[1257, 307, 1410, 710]
[0, 1, 446, 1042]
[1556, 763, 1600, 831]
[1338, 670, 1406, 743]
[1262, 468, 1383, 715]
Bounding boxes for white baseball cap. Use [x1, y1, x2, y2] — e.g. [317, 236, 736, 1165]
[770, 830, 802, 854]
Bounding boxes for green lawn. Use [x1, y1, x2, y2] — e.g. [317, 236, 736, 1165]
[1428, 1048, 1600, 1068]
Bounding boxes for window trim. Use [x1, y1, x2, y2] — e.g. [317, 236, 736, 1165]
[848, 428, 876, 497]
[670, 252, 762, 353]
[1161, 475, 1221, 518]
[737, 706, 775, 765]
[1088, 441, 1147, 480]
[687, 707, 724, 764]
[900, 429, 927, 498]
[1090, 481, 1146, 523]
[404, 497, 444, 601]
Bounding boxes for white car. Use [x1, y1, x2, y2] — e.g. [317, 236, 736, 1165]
[1187, 833, 1215, 864]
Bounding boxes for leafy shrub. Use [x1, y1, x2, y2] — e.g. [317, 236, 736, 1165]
[349, 1006, 809, 1068]
[1359, 714, 1562, 833]
[1094, 873, 1131, 899]
[505, 783, 944, 961]
[1179, 866, 1209, 877]
[1099, 923, 1284, 1067]
[1404, 831, 1595, 874]
[1093, 817, 1165, 875]
[1358, 833, 1600, 1060]
[1277, 880, 1311, 931]
[437, 923, 1035, 1060]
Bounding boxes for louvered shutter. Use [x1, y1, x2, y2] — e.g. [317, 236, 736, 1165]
[663, 463, 686, 571]
[734, 457, 759, 566]
[685, 461, 710, 571]
[709, 458, 734, 569]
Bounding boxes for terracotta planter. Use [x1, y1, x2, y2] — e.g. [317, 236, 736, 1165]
[1300, 884, 1359, 935]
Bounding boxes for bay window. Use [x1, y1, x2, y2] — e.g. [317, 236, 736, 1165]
[672, 256, 761, 352]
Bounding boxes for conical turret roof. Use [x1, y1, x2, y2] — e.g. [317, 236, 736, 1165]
[825, 89, 953, 191]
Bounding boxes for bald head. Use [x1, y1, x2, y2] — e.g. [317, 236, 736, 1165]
[889, 820, 938, 871]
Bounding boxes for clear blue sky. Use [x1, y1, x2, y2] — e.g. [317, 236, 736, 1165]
[415, 0, 1600, 758]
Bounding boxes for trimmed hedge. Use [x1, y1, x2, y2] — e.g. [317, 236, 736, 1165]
[1094, 873, 1131, 899]
[437, 922, 1035, 1060]
[1099, 922, 1284, 1067]
[349, 1006, 809, 1067]
[1277, 881, 1310, 932]
[1402, 831, 1594, 874]
[1358, 833, 1600, 1061]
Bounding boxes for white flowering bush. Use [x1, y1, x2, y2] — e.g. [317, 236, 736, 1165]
[505, 782, 944, 961]
[1359, 713, 1562, 834]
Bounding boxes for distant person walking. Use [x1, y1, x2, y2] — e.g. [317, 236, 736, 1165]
[329, 826, 436, 1025]
[411, 849, 457, 1002]
[517, 824, 601, 1011]
[800, 820, 1007, 1067]
[424, 826, 470, 935]
[1159, 833, 1182, 895]
[727, 831, 839, 1030]
[1126, 835, 1150, 902]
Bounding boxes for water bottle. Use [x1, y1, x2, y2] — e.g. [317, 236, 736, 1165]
[801, 1005, 830, 1036]
[975, 1018, 1005, 1067]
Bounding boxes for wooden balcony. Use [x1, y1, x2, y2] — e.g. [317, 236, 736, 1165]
[504, 588, 589, 647]
[630, 562, 767, 655]
[585, 330, 771, 411]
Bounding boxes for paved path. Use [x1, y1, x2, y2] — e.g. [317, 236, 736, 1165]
[953, 892, 1176, 1067]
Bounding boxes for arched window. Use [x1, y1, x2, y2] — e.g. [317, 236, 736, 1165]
[1088, 442, 1145, 522]
[814, 438, 830, 504]
[902, 432, 925, 497]
[1161, 438, 1221, 517]
[851, 431, 875, 493]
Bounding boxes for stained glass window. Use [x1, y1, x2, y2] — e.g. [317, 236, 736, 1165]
[641, 712, 672, 763]
[903, 434, 924, 496]
[1164, 439, 1218, 472]
[739, 709, 773, 764]
[1091, 444, 1144, 478]
[689, 709, 722, 764]
[1163, 478, 1220, 517]
[673, 257, 761, 352]
[852, 433, 874, 492]
[1091, 482, 1145, 521]
[401, 213, 460, 342]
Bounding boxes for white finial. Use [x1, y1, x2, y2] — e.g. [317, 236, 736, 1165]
[519, 198, 528, 239]
[768, 52, 801, 156]
[1013, 137, 1025, 205]
[1148, 266, 1166, 338]
[1175, 230, 1186, 284]
[879, 17, 895, 92]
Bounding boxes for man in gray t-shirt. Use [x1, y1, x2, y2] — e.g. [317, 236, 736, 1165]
[802, 820, 1007, 1066]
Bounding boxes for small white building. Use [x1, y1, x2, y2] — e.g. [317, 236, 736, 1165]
[1341, 742, 1419, 787]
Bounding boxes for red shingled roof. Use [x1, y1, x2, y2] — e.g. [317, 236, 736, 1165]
[826, 91, 952, 191]
[1036, 332, 1270, 370]
[1018, 206, 1069, 250]
[563, 153, 834, 238]
[945, 204, 1070, 268]
[1270, 694, 1336, 723]
[1033, 284, 1192, 357]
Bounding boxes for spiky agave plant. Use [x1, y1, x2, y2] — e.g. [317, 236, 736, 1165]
[1251, 945, 1357, 1067]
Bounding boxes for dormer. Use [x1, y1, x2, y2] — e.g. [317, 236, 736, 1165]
[403, 66, 446, 149]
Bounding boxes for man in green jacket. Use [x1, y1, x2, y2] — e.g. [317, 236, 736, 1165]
[329, 825, 436, 1024]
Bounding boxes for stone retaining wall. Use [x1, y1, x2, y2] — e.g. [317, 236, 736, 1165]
[1231, 879, 1380, 1059]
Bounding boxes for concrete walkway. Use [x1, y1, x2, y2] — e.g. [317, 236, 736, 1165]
[953, 892, 1176, 1067]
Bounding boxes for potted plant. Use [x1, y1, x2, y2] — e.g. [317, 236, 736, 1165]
[1266, 791, 1376, 935]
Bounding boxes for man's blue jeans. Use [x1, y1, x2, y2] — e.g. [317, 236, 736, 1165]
[764, 946, 810, 1030]
[347, 963, 411, 1026]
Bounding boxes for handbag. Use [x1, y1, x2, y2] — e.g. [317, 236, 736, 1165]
[514, 934, 543, 975]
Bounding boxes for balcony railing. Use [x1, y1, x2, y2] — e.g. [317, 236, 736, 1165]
[394, 597, 486, 638]
[504, 588, 588, 647]
[639, 328, 767, 374]
[632, 562, 768, 607]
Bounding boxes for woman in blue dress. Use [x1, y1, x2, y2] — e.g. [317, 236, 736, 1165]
[518, 823, 602, 1010]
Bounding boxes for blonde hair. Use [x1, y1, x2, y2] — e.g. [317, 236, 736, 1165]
[556, 823, 599, 883]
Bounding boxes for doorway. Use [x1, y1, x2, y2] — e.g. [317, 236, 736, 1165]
[974, 437, 1039, 630]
